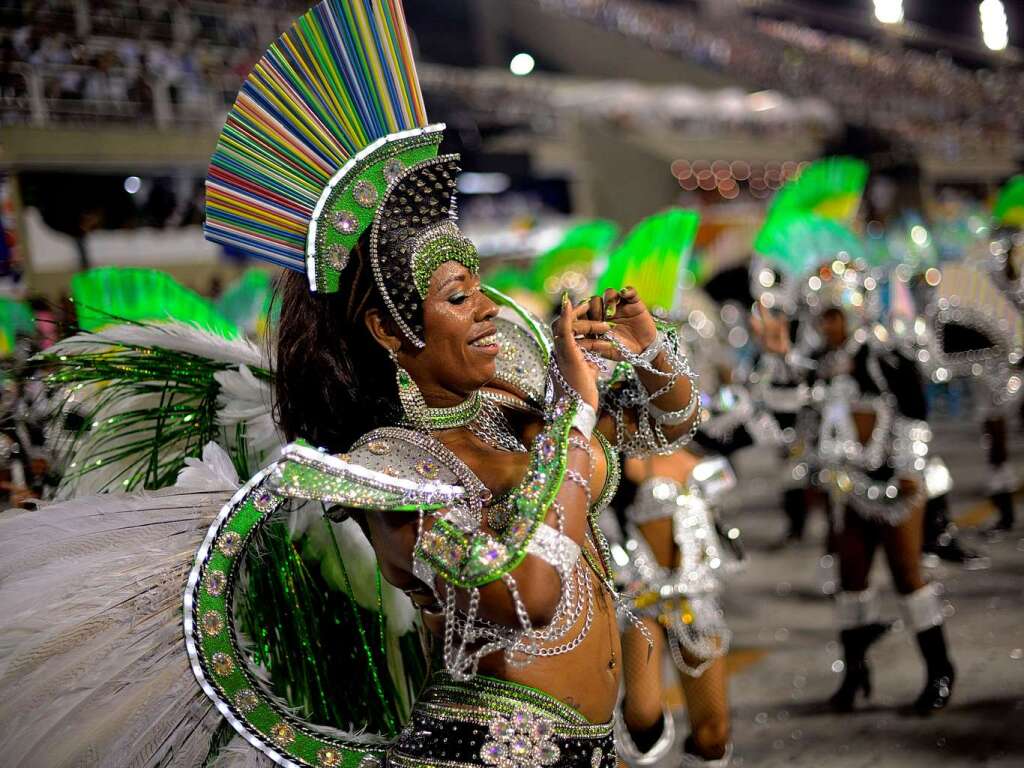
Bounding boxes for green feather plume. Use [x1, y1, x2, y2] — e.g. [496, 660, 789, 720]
[769, 157, 868, 225]
[72, 267, 241, 339]
[597, 209, 700, 312]
[994, 175, 1024, 228]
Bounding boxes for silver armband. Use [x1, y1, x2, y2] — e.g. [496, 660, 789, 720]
[526, 523, 581, 576]
[571, 400, 598, 440]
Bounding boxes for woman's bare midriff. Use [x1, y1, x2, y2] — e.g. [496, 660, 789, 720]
[475, 567, 622, 723]
[364, 395, 623, 725]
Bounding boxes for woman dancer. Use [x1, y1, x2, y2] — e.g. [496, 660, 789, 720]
[616, 449, 733, 767]
[0, 1, 701, 764]
[751, 233, 955, 715]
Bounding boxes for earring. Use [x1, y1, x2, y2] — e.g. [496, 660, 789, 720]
[389, 347, 428, 429]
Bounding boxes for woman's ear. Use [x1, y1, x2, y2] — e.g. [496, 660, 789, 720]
[364, 308, 401, 356]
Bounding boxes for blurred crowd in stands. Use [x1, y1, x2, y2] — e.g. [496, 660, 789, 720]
[543, 0, 1021, 159]
[2, 0, 1019, 162]
[0, 0, 307, 124]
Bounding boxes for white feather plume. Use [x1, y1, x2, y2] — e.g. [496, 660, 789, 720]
[0, 488, 234, 767]
[48, 322, 269, 369]
[176, 442, 241, 490]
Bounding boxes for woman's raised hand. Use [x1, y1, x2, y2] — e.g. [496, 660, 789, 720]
[574, 287, 659, 360]
[750, 304, 791, 355]
[552, 293, 601, 409]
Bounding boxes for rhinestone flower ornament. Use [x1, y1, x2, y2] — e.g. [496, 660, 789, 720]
[479, 709, 560, 767]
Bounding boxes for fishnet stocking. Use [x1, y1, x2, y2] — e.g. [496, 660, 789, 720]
[621, 618, 665, 731]
[622, 619, 732, 759]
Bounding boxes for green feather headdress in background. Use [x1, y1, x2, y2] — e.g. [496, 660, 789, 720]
[993, 175, 1024, 229]
[596, 209, 700, 313]
[0, 296, 35, 359]
[769, 156, 868, 225]
[529, 219, 619, 299]
[216, 268, 279, 337]
[71, 267, 241, 339]
[754, 210, 865, 278]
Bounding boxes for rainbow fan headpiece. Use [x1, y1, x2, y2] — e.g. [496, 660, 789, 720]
[205, 0, 477, 347]
[596, 209, 700, 315]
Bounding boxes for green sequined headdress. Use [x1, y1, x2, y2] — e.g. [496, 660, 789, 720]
[205, 0, 478, 347]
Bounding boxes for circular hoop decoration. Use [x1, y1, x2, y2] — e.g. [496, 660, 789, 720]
[184, 470, 388, 768]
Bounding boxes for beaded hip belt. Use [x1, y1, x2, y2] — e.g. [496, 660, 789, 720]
[384, 673, 615, 768]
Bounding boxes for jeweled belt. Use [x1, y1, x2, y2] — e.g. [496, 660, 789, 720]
[384, 673, 615, 768]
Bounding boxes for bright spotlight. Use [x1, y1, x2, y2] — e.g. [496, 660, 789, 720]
[980, 0, 1009, 51]
[124, 176, 142, 194]
[873, 0, 904, 24]
[509, 52, 535, 76]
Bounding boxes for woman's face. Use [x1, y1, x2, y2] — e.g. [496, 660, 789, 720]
[401, 261, 500, 400]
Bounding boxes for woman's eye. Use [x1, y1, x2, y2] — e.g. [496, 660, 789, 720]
[448, 292, 467, 305]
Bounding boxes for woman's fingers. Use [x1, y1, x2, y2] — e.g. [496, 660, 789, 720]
[603, 288, 620, 318]
[587, 294, 604, 322]
[555, 293, 574, 339]
[576, 338, 622, 359]
[571, 319, 612, 337]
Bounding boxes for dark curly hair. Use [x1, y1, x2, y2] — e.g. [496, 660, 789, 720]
[273, 237, 403, 452]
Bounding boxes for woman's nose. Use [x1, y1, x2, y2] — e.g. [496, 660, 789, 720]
[476, 291, 499, 321]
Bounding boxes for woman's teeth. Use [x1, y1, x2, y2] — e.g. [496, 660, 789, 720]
[471, 334, 498, 347]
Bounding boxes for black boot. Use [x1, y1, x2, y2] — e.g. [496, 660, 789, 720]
[913, 625, 955, 715]
[782, 487, 807, 542]
[924, 496, 990, 569]
[986, 491, 1015, 533]
[829, 623, 890, 712]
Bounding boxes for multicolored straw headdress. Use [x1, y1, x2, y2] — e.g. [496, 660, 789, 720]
[768, 156, 868, 226]
[205, 0, 477, 346]
[71, 267, 241, 340]
[993, 175, 1024, 229]
[596, 209, 700, 313]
